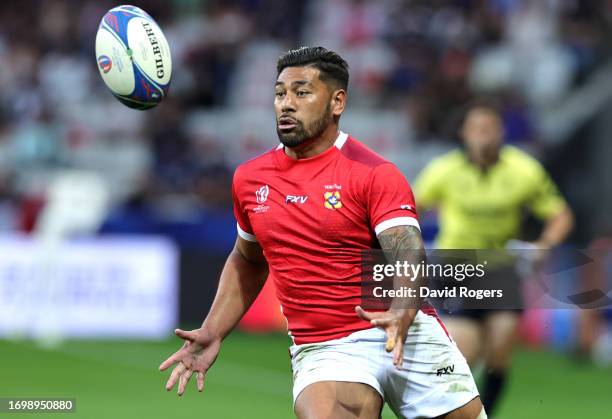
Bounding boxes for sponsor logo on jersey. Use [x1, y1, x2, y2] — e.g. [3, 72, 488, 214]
[255, 185, 269, 204]
[400, 204, 413, 211]
[324, 191, 342, 210]
[286, 195, 308, 204]
[97, 55, 113, 73]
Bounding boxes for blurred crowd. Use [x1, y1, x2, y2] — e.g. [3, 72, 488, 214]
[0, 0, 611, 248]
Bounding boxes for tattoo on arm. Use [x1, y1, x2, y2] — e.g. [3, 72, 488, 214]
[378, 225, 425, 264]
[378, 225, 426, 311]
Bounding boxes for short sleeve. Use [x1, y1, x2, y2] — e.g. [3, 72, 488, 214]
[527, 163, 567, 220]
[232, 170, 257, 242]
[413, 158, 447, 210]
[368, 163, 420, 236]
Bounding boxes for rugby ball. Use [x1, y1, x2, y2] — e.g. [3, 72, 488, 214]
[95, 5, 172, 110]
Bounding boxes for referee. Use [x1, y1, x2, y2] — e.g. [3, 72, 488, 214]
[414, 99, 574, 415]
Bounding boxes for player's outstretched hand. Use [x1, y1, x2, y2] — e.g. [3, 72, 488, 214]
[159, 327, 222, 396]
[355, 306, 417, 369]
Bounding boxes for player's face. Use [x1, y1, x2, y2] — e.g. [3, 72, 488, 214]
[462, 108, 503, 164]
[274, 66, 335, 148]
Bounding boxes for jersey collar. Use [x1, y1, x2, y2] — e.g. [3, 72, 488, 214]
[274, 131, 349, 170]
[334, 131, 349, 149]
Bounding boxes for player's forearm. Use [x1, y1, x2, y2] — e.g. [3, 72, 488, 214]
[378, 225, 426, 315]
[201, 249, 268, 340]
[538, 207, 574, 247]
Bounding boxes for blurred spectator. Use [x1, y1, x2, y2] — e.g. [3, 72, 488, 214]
[0, 170, 18, 231]
[0, 0, 610, 248]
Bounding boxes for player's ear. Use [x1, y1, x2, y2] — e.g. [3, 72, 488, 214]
[330, 89, 346, 117]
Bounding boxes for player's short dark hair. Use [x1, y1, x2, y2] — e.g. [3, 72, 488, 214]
[461, 97, 503, 123]
[277, 46, 349, 91]
[452, 97, 503, 142]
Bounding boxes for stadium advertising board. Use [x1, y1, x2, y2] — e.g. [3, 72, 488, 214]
[0, 235, 178, 339]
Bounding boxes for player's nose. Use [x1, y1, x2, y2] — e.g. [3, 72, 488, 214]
[280, 94, 297, 113]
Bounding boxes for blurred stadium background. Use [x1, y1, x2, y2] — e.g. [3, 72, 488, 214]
[0, 0, 611, 418]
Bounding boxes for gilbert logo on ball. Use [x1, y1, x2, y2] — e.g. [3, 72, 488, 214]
[95, 5, 172, 110]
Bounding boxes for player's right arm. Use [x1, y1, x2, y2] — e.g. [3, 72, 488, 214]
[413, 153, 452, 213]
[203, 236, 269, 338]
[158, 236, 269, 396]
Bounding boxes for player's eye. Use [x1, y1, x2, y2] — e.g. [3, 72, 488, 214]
[296, 91, 310, 97]
[275, 91, 286, 98]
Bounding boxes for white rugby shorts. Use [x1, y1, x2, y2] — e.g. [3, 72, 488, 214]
[290, 311, 479, 418]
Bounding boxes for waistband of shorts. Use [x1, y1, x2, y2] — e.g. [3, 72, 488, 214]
[289, 311, 430, 356]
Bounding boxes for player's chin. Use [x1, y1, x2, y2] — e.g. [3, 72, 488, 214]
[277, 130, 306, 148]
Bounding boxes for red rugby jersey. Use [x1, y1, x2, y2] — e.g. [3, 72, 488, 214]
[232, 132, 422, 344]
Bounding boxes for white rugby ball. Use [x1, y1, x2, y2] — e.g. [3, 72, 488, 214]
[95, 5, 172, 110]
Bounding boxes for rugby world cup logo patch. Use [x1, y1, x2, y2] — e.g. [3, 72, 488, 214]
[324, 191, 342, 210]
[97, 55, 113, 73]
[255, 185, 269, 204]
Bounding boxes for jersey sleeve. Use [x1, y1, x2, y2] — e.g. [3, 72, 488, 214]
[232, 169, 257, 242]
[413, 157, 447, 210]
[367, 163, 420, 236]
[527, 162, 567, 220]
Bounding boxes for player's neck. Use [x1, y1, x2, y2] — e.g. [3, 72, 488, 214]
[284, 125, 339, 160]
[467, 151, 499, 172]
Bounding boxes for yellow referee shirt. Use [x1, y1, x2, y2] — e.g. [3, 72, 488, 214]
[414, 146, 567, 249]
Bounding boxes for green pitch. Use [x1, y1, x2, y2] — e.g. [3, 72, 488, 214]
[0, 332, 610, 418]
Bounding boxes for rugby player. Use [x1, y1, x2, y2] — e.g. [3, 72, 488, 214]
[160, 47, 485, 419]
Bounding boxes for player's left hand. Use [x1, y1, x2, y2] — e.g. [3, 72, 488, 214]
[355, 306, 417, 369]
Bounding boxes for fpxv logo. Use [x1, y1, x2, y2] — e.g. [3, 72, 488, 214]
[286, 195, 308, 204]
[436, 364, 454, 376]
